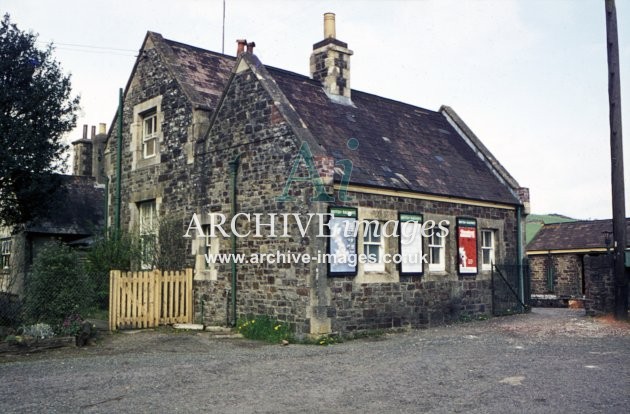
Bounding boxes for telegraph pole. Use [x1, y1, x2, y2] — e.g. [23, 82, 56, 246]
[605, 0, 628, 320]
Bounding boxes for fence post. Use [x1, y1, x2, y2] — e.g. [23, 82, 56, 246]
[109, 270, 119, 331]
[154, 269, 161, 327]
[187, 268, 193, 323]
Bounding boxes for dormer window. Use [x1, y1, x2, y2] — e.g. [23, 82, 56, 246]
[142, 111, 157, 159]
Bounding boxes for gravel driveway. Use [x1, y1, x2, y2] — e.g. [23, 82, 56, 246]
[1, 308, 629, 413]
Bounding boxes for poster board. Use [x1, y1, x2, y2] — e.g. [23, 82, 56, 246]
[327, 207, 358, 276]
[398, 213, 423, 276]
[457, 217, 478, 275]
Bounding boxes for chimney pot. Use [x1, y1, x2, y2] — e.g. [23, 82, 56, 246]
[82, 124, 88, 139]
[99, 123, 106, 134]
[236, 39, 247, 55]
[91, 125, 96, 139]
[247, 41, 256, 54]
[324, 12, 336, 39]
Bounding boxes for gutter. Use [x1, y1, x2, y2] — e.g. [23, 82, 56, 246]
[114, 88, 123, 234]
[517, 205, 525, 310]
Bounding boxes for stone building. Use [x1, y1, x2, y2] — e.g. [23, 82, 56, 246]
[72, 123, 108, 184]
[103, 14, 529, 335]
[0, 175, 105, 296]
[526, 219, 629, 312]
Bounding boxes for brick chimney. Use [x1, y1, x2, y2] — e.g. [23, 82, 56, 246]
[310, 13, 354, 102]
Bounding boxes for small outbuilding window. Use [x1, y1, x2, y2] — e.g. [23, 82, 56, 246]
[1, 239, 11, 270]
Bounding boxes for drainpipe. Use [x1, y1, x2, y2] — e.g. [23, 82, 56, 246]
[228, 153, 243, 327]
[114, 88, 123, 235]
[547, 251, 554, 293]
[516, 205, 525, 311]
[104, 177, 109, 235]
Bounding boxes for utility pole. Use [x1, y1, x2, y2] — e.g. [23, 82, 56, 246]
[605, 0, 628, 320]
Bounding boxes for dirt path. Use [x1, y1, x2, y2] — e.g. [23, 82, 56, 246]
[1, 308, 629, 413]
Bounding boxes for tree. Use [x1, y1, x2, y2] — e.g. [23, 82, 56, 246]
[0, 14, 80, 226]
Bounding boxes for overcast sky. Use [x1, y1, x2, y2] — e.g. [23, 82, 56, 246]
[3, 0, 629, 220]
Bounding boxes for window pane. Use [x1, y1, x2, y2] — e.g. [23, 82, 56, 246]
[430, 246, 441, 264]
[482, 249, 491, 265]
[481, 231, 489, 247]
[144, 138, 155, 157]
[368, 244, 380, 259]
[144, 115, 156, 136]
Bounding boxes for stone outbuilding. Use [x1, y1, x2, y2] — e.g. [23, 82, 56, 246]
[101, 14, 529, 335]
[526, 219, 629, 312]
[0, 175, 105, 296]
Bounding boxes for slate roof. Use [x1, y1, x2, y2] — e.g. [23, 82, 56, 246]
[268, 68, 519, 204]
[25, 175, 105, 236]
[161, 37, 235, 110]
[149, 32, 520, 205]
[526, 219, 630, 252]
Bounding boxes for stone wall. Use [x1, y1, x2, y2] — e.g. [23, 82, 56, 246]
[194, 60, 523, 334]
[191, 61, 521, 334]
[322, 194, 516, 332]
[584, 254, 615, 315]
[328, 279, 491, 331]
[110, 50, 524, 335]
[105, 39, 205, 268]
[529, 254, 583, 297]
[192, 63, 321, 333]
[72, 140, 93, 177]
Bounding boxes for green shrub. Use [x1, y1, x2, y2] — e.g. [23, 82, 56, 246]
[85, 231, 140, 309]
[24, 241, 92, 327]
[237, 315, 292, 343]
[154, 215, 188, 271]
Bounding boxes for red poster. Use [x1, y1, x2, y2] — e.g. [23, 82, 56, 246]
[457, 218, 477, 274]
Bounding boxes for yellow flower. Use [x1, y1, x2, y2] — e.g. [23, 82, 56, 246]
[251, 320, 255, 324]
[274, 325, 280, 330]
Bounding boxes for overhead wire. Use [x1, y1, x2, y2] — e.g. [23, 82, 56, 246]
[36, 40, 137, 57]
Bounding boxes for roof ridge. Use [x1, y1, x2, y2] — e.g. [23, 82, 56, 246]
[543, 218, 624, 225]
[158, 33, 440, 115]
[161, 36, 236, 61]
[265, 66, 439, 114]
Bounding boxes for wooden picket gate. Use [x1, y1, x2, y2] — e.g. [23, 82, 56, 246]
[109, 269, 193, 331]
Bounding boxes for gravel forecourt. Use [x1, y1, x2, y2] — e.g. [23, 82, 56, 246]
[1, 308, 629, 413]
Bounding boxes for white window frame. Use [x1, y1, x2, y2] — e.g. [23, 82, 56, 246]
[193, 217, 220, 281]
[142, 112, 158, 159]
[428, 230, 446, 272]
[131, 96, 162, 170]
[1, 239, 11, 270]
[481, 229, 495, 271]
[363, 221, 385, 273]
[201, 224, 213, 270]
[138, 200, 157, 269]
